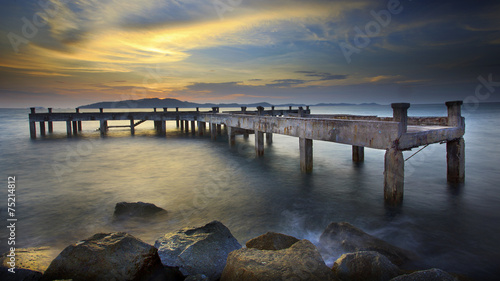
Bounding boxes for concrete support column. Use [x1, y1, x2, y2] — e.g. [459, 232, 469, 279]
[66, 121, 72, 136]
[198, 121, 204, 136]
[391, 103, 410, 133]
[255, 130, 264, 156]
[211, 123, 217, 140]
[217, 124, 222, 135]
[160, 121, 166, 134]
[447, 137, 465, 183]
[185, 120, 189, 133]
[176, 107, 180, 128]
[191, 120, 196, 134]
[299, 138, 313, 173]
[228, 127, 236, 147]
[130, 119, 135, 135]
[241, 107, 247, 114]
[384, 147, 404, 205]
[29, 122, 36, 139]
[100, 120, 107, 135]
[48, 108, 53, 133]
[352, 145, 364, 162]
[77, 121, 82, 131]
[180, 119, 184, 131]
[39, 122, 46, 136]
[266, 133, 273, 144]
[72, 121, 78, 134]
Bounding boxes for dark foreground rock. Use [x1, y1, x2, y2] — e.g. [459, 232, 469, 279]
[221, 239, 336, 281]
[42, 232, 165, 281]
[332, 251, 402, 281]
[154, 220, 241, 281]
[390, 268, 458, 281]
[246, 232, 300, 250]
[113, 201, 167, 220]
[0, 267, 42, 281]
[320, 222, 414, 265]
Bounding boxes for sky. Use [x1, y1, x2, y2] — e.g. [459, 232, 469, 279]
[0, 0, 499, 108]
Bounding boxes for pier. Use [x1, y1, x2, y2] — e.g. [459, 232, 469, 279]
[28, 101, 465, 205]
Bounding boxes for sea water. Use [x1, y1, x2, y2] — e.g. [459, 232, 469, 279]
[0, 103, 499, 280]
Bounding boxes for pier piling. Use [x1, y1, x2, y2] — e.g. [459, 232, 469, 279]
[48, 108, 53, 133]
[299, 138, 313, 173]
[39, 122, 46, 136]
[352, 146, 364, 162]
[384, 147, 404, 205]
[255, 130, 264, 156]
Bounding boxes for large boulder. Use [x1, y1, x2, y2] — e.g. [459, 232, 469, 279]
[246, 232, 299, 250]
[154, 220, 241, 280]
[42, 232, 165, 281]
[221, 239, 336, 281]
[113, 202, 167, 220]
[390, 268, 458, 281]
[319, 222, 414, 265]
[332, 251, 402, 281]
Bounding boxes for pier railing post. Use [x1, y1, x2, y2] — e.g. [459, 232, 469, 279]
[391, 103, 410, 134]
[384, 147, 404, 205]
[299, 137, 313, 173]
[446, 101, 465, 183]
[446, 100, 464, 127]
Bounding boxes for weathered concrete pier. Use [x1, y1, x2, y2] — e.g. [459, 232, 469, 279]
[28, 101, 465, 205]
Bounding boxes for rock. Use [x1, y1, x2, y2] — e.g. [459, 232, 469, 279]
[42, 232, 165, 281]
[332, 251, 402, 281]
[154, 220, 241, 281]
[220, 239, 336, 281]
[185, 274, 210, 281]
[113, 201, 167, 220]
[319, 222, 414, 265]
[1, 247, 57, 274]
[246, 232, 299, 250]
[0, 267, 43, 281]
[390, 268, 458, 281]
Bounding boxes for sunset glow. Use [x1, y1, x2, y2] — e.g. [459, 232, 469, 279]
[1, 0, 499, 107]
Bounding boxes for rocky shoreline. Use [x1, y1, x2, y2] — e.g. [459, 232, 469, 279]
[1, 202, 470, 281]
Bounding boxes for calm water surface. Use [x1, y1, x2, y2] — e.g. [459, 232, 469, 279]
[0, 104, 499, 280]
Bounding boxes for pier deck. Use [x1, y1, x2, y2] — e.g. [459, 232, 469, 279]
[28, 101, 465, 205]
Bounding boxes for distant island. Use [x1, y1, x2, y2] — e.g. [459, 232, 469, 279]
[78, 98, 380, 109]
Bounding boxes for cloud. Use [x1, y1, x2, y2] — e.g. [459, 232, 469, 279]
[266, 79, 307, 87]
[296, 70, 347, 81]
